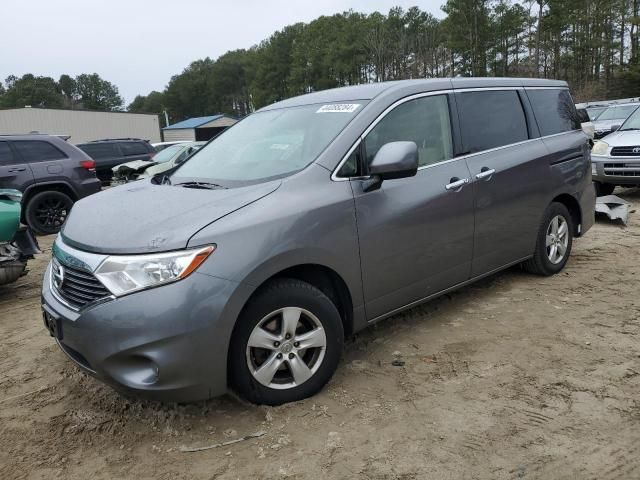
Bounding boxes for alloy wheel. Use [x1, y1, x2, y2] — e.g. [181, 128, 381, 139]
[546, 215, 569, 264]
[246, 307, 327, 389]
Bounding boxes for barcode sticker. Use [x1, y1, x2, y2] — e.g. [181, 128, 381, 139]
[316, 104, 361, 113]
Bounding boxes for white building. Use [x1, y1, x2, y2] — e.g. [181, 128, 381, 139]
[0, 107, 161, 144]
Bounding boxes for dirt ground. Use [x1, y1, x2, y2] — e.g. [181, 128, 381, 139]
[1, 190, 639, 480]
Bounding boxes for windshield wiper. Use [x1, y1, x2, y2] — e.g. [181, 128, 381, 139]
[174, 181, 227, 190]
[619, 128, 640, 131]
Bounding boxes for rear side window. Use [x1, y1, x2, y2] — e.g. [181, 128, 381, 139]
[120, 141, 149, 156]
[457, 90, 528, 153]
[0, 142, 14, 165]
[13, 140, 66, 162]
[78, 143, 118, 159]
[364, 95, 453, 169]
[527, 89, 580, 136]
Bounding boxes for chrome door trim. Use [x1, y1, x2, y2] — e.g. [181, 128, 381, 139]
[331, 86, 578, 182]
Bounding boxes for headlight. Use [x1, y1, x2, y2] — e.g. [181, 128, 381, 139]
[94, 246, 215, 296]
[591, 141, 609, 156]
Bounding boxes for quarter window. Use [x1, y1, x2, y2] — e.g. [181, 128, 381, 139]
[457, 90, 529, 153]
[0, 142, 14, 165]
[364, 95, 453, 169]
[527, 89, 580, 136]
[13, 141, 66, 162]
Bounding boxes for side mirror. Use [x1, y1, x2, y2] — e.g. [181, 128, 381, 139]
[611, 124, 621, 132]
[369, 141, 418, 180]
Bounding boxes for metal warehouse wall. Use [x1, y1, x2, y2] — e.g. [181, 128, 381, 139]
[0, 108, 161, 144]
[162, 128, 196, 142]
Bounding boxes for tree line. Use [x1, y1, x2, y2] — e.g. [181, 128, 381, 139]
[0, 73, 123, 111]
[3, 1, 640, 123]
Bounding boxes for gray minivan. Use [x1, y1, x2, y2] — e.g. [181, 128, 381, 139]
[42, 78, 595, 405]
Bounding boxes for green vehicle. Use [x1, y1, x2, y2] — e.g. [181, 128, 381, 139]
[0, 189, 39, 286]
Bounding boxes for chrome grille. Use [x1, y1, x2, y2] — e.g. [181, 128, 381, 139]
[611, 146, 640, 157]
[604, 162, 640, 177]
[51, 256, 110, 308]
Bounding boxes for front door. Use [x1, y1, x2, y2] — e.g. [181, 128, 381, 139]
[351, 94, 475, 321]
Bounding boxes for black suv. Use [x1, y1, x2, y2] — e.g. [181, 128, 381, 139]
[76, 138, 156, 182]
[0, 135, 101, 235]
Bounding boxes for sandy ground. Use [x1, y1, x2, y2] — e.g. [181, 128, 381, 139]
[1, 190, 639, 480]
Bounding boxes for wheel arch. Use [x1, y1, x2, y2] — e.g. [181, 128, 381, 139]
[551, 193, 582, 236]
[21, 182, 78, 222]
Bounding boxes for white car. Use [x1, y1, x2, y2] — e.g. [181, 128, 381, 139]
[112, 142, 205, 182]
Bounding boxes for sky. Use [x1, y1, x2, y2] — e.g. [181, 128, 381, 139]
[2, 0, 444, 105]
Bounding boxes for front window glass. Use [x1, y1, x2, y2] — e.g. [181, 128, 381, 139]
[174, 102, 365, 185]
[364, 95, 453, 169]
[598, 105, 639, 121]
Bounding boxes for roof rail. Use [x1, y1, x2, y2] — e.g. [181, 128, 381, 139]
[0, 133, 71, 141]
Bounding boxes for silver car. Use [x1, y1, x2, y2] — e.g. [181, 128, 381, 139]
[592, 103, 639, 139]
[41, 78, 595, 405]
[591, 106, 640, 195]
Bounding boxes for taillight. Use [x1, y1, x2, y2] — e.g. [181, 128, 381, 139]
[80, 159, 95, 170]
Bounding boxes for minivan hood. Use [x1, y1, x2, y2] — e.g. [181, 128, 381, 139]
[62, 180, 281, 254]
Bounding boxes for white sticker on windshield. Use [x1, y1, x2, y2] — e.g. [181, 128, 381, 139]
[316, 103, 361, 113]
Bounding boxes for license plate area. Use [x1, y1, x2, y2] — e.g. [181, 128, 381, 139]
[42, 307, 63, 340]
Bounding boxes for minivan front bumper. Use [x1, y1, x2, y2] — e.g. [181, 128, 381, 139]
[42, 261, 246, 402]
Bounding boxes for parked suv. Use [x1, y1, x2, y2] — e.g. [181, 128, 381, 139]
[591, 105, 640, 195]
[0, 135, 101, 235]
[42, 78, 595, 405]
[76, 138, 156, 182]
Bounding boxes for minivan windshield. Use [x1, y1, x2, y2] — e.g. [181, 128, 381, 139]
[597, 104, 638, 121]
[172, 102, 366, 185]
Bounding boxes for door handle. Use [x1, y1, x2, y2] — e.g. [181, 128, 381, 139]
[7, 167, 26, 172]
[445, 178, 469, 191]
[475, 167, 496, 180]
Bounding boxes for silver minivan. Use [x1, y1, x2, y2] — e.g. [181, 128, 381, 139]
[42, 78, 595, 405]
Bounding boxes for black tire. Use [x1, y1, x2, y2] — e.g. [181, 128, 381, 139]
[523, 202, 573, 276]
[229, 278, 344, 405]
[25, 191, 74, 235]
[594, 181, 615, 196]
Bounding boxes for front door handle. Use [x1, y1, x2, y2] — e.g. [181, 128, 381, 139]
[445, 178, 469, 191]
[475, 167, 496, 180]
[8, 167, 26, 173]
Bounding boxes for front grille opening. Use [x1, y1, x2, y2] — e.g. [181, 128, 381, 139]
[603, 162, 640, 177]
[52, 257, 110, 309]
[611, 146, 640, 157]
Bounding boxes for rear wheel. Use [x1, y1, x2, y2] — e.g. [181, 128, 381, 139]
[523, 202, 573, 276]
[229, 278, 343, 405]
[25, 191, 73, 235]
[594, 181, 615, 196]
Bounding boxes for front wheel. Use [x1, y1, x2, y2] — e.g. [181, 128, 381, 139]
[523, 202, 573, 276]
[229, 278, 344, 405]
